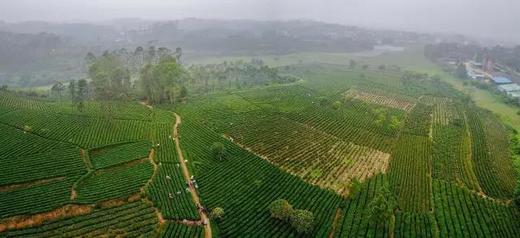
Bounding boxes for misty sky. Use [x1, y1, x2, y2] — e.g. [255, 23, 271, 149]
[1, 0, 520, 43]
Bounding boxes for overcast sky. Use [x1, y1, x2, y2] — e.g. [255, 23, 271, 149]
[1, 0, 520, 43]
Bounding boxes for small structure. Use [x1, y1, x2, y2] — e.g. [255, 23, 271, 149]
[491, 76, 512, 84]
[497, 83, 520, 93]
[508, 91, 520, 98]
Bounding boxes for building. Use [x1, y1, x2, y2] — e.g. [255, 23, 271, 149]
[491, 76, 512, 84]
[508, 91, 520, 98]
[497, 83, 520, 93]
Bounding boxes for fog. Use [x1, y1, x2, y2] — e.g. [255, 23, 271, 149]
[1, 0, 520, 43]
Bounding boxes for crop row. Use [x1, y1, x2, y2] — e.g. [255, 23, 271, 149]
[465, 106, 516, 198]
[75, 161, 153, 203]
[0, 125, 86, 186]
[90, 140, 151, 169]
[345, 89, 416, 112]
[147, 163, 200, 220]
[178, 118, 342, 237]
[431, 102, 481, 191]
[1, 201, 158, 237]
[433, 179, 520, 237]
[334, 174, 391, 238]
[0, 109, 152, 149]
[227, 113, 390, 196]
[0, 177, 78, 219]
[389, 134, 432, 212]
[161, 222, 204, 238]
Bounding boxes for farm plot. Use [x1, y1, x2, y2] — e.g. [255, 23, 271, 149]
[344, 89, 416, 112]
[75, 160, 153, 203]
[147, 163, 200, 220]
[0, 124, 86, 186]
[466, 106, 517, 199]
[0, 201, 158, 237]
[433, 179, 520, 238]
[89, 140, 152, 169]
[0, 176, 79, 219]
[284, 103, 400, 152]
[161, 222, 204, 238]
[0, 109, 152, 149]
[389, 134, 432, 212]
[401, 102, 432, 136]
[394, 212, 436, 238]
[228, 113, 390, 196]
[334, 174, 392, 238]
[431, 102, 481, 191]
[178, 118, 342, 237]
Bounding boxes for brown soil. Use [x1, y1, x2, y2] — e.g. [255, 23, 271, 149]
[0, 204, 93, 233]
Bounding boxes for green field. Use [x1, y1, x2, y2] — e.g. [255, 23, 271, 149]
[1, 47, 520, 237]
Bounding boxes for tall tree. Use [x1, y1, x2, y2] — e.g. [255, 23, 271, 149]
[77, 79, 89, 112]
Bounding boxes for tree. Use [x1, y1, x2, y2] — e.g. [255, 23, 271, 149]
[0, 85, 7, 91]
[210, 207, 225, 220]
[349, 59, 357, 69]
[175, 47, 183, 64]
[332, 101, 341, 110]
[211, 142, 226, 160]
[378, 64, 386, 70]
[289, 209, 314, 234]
[269, 199, 293, 221]
[179, 86, 188, 100]
[51, 82, 65, 100]
[85, 52, 96, 65]
[138, 57, 184, 104]
[455, 63, 468, 79]
[368, 185, 396, 228]
[69, 80, 76, 101]
[77, 79, 89, 112]
[88, 53, 131, 101]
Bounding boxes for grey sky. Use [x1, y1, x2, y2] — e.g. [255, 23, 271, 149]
[1, 0, 520, 43]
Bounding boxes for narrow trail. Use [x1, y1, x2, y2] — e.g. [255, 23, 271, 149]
[172, 112, 212, 238]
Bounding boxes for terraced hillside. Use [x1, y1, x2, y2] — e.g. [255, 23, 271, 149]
[1, 62, 519, 237]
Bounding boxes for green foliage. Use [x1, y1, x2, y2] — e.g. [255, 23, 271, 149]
[90, 141, 151, 169]
[368, 185, 396, 227]
[88, 53, 132, 101]
[3, 201, 158, 237]
[211, 207, 225, 220]
[76, 161, 153, 203]
[139, 57, 184, 104]
[455, 63, 468, 79]
[269, 199, 293, 221]
[289, 209, 315, 234]
[211, 142, 226, 160]
[332, 100, 341, 110]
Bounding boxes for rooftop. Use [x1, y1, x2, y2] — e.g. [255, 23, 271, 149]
[492, 76, 512, 84]
[498, 83, 520, 92]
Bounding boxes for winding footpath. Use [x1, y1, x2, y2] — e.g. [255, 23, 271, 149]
[172, 113, 212, 238]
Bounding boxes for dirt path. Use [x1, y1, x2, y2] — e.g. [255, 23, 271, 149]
[172, 113, 212, 238]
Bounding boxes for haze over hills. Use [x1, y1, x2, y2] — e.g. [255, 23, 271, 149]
[1, 1, 520, 238]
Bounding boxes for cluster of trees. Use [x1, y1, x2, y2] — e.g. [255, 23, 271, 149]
[86, 46, 182, 74]
[69, 79, 89, 112]
[84, 46, 186, 104]
[368, 185, 396, 228]
[139, 56, 187, 104]
[187, 59, 298, 94]
[268, 199, 314, 234]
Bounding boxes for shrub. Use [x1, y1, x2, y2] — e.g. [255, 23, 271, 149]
[269, 199, 293, 221]
[289, 209, 314, 234]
